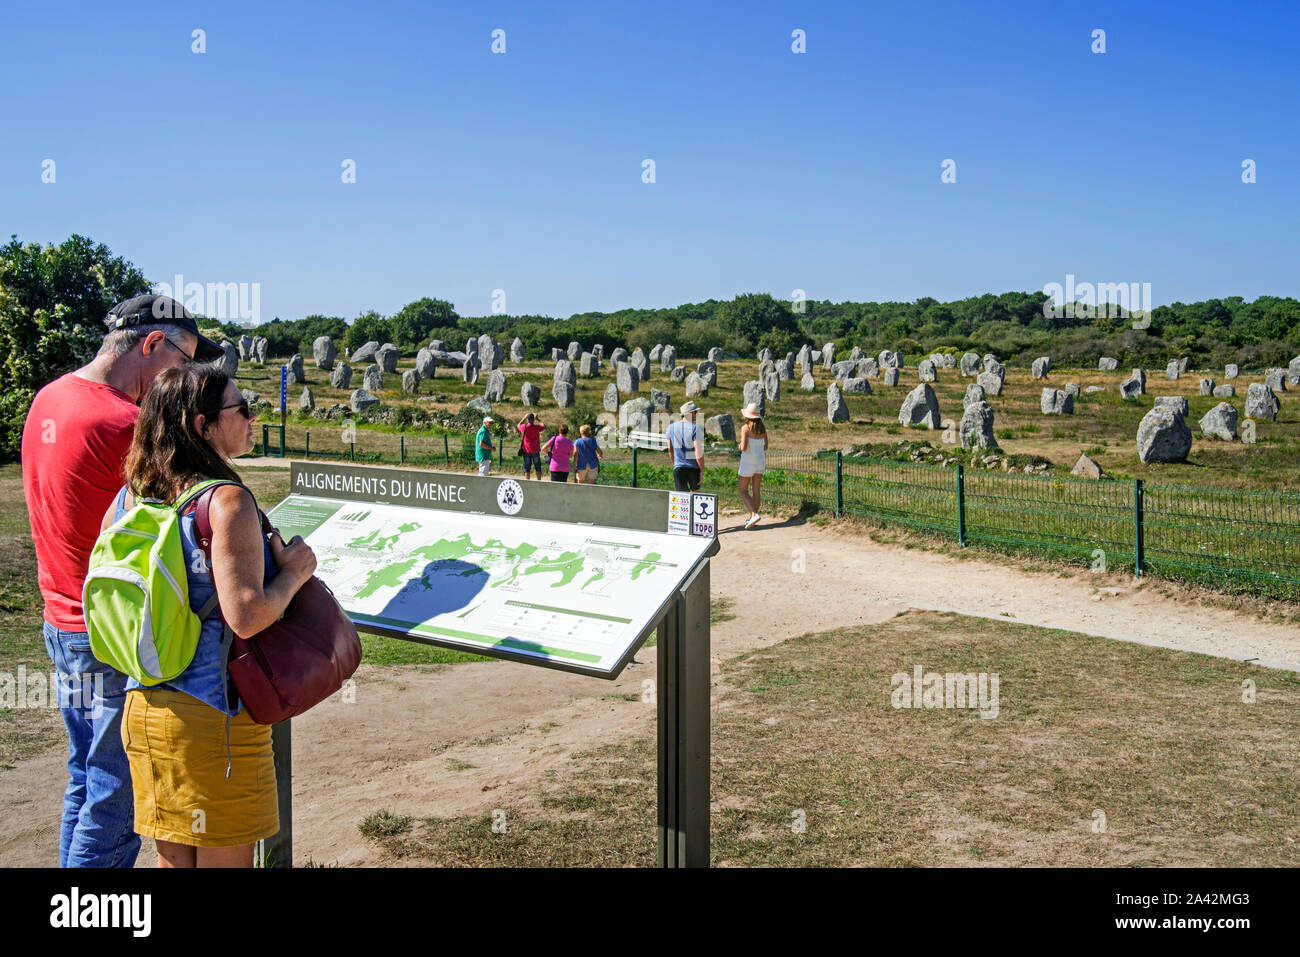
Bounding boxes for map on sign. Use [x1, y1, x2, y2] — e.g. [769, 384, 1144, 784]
[265, 494, 713, 675]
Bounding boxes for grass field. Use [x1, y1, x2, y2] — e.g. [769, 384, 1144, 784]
[231, 351, 1300, 490]
[357, 609, 1300, 867]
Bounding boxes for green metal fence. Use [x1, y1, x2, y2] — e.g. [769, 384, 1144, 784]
[254, 425, 1300, 600]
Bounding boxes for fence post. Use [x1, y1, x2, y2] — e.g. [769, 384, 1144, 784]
[633, 445, 639, 489]
[1134, 479, 1144, 577]
[498, 434, 503, 469]
[400, 435, 405, 465]
[305, 430, 310, 460]
[956, 463, 966, 547]
[443, 433, 450, 467]
[349, 438, 355, 461]
[834, 451, 843, 518]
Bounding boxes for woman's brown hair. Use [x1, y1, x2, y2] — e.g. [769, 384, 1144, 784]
[745, 416, 766, 438]
[123, 365, 242, 503]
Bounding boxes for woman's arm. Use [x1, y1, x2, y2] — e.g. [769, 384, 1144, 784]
[739, 425, 749, 452]
[208, 485, 317, 639]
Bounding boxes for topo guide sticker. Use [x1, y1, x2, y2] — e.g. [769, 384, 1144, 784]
[690, 493, 716, 538]
[668, 491, 691, 535]
[496, 479, 524, 515]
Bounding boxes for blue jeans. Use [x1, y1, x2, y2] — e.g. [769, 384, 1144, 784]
[42, 621, 140, 868]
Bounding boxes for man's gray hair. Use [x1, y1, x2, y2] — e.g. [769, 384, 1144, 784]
[97, 321, 192, 358]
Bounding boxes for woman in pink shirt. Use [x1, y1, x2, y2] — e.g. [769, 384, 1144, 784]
[541, 424, 575, 482]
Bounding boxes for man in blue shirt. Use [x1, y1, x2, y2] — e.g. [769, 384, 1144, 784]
[475, 416, 494, 476]
[665, 401, 704, 491]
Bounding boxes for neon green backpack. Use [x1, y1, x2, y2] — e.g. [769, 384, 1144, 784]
[83, 479, 236, 685]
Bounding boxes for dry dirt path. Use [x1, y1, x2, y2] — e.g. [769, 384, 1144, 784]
[2, 511, 1296, 867]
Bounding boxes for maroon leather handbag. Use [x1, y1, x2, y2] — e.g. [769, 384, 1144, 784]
[193, 484, 361, 725]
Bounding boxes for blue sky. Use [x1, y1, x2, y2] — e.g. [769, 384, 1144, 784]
[2, 0, 1296, 321]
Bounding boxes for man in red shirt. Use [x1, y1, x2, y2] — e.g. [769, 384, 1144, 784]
[21, 294, 223, 867]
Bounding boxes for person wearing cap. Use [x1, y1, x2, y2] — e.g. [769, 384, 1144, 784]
[475, 416, 495, 477]
[737, 402, 768, 529]
[20, 294, 224, 868]
[666, 401, 705, 492]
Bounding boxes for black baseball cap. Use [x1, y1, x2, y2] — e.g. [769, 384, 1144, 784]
[105, 294, 226, 362]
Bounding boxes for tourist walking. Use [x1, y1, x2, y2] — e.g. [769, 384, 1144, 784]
[573, 424, 603, 484]
[21, 294, 222, 868]
[542, 424, 575, 482]
[666, 401, 704, 492]
[476, 416, 495, 477]
[517, 412, 546, 480]
[738, 402, 767, 528]
[105, 365, 317, 868]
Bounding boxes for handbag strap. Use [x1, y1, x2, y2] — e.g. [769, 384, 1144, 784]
[192, 483, 274, 623]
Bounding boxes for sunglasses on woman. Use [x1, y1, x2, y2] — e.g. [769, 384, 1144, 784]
[207, 399, 252, 420]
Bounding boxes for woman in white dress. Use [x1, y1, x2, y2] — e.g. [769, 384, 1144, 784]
[737, 403, 767, 529]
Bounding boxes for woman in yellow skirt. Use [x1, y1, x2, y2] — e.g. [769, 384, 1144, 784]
[100, 365, 317, 867]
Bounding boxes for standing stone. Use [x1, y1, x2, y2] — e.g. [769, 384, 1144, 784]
[880, 350, 899, 369]
[553, 359, 576, 387]
[776, 356, 794, 380]
[603, 382, 619, 412]
[670, 366, 687, 382]
[1199, 378, 1215, 396]
[631, 347, 650, 381]
[960, 353, 981, 376]
[477, 335, 501, 371]
[1212, 384, 1235, 398]
[685, 372, 708, 398]
[696, 360, 717, 385]
[1119, 377, 1143, 399]
[800, 372, 816, 391]
[821, 344, 835, 369]
[841, 378, 871, 394]
[462, 358, 478, 385]
[611, 347, 629, 365]
[1165, 360, 1180, 380]
[567, 341, 582, 361]
[362, 364, 384, 392]
[883, 367, 900, 387]
[1131, 369, 1147, 393]
[484, 369, 507, 402]
[650, 389, 670, 413]
[313, 336, 336, 370]
[1224, 364, 1239, 380]
[707, 347, 723, 362]
[429, 340, 444, 352]
[1137, 407, 1191, 463]
[1246, 383, 1280, 421]
[959, 401, 998, 451]
[859, 357, 880, 378]
[1072, 455, 1103, 479]
[351, 341, 379, 364]
[253, 337, 268, 363]
[616, 362, 640, 394]
[982, 354, 999, 373]
[510, 337, 526, 362]
[1040, 388, 1074, 414]
[214, 342, 239, 378]
[551, 347, 564, 361]
[661, 344, 677, 372]
[1031, 356, 1051, 379]
[1265, 369, 1287, 392]
[238, 335, 253, 361]
[521, 382, 541, 406]
[618, 397, 652, 435]
[285, 353, 305, 386]
[831, 359, 856, 379]
[849, 346, 863, 363]
[465, 338, 477, 359]
[330, 362, 352, 389]
[416, 348, 437, 379]
[963, 383, 986, 408]
[1178, 357, 1190, 374]
[899, 384, 941, 428]
[763, 372, 781, 403]
[918, 358, 937, 382]
[976, 369, 1004, 397]
[1199, 402, 1238, 441]
[705, 413, 735, 441]
[827, 384, 849, 424]
[742, 381, 766, 416]
[552, 380, 575, 408]
[402, 369, 421, 395]
[1064, 382, 1081, 397]
[298, 387, 314, 411]
[1099, 357, 1119, 371]
[649, 344, 663, 362]
[374, 343, 397, 373]
[580, 352, 600, 377]
[350, 389, 380, 414]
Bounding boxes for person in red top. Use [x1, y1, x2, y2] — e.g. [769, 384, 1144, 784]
[21, 294, 223, 868]
[517, 412, 546, 480]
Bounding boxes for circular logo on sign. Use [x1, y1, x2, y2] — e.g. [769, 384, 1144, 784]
[496, 479, 524, 515]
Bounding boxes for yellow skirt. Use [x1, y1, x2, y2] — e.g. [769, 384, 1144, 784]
[121, 688, 278, 847]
